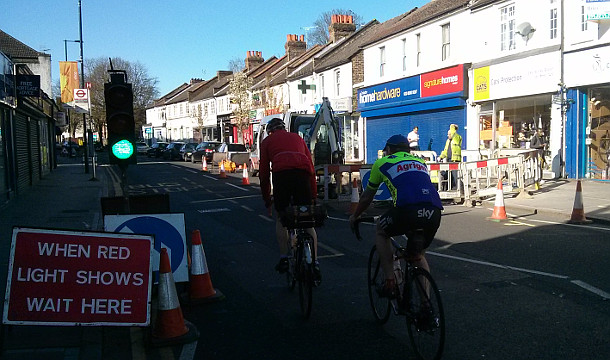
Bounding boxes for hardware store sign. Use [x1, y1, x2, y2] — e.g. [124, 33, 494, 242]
[357, 64, 465, 111]
[3, 228, 153, 326]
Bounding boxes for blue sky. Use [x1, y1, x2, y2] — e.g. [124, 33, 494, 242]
[4, 0, 427, 97]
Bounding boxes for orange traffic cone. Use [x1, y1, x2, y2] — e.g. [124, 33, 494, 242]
[348, 179, 359, 214]
[488, 178, 508, 221]
[186, 230, 225, 304]
[151, 248, 199, 347]
[568, 180, 592, 224]
[202, 157, 208, 171]
[242, 163, 250, 185]
[219, 161, 227, 178]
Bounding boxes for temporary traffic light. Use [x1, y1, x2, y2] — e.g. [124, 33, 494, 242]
[105, 71, 136, 166]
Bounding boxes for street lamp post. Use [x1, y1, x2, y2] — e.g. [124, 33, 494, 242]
[78, 0, 89, 174]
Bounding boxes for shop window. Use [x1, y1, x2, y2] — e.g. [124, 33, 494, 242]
[478, 96, 551, 163]
[588, 88, 610, 179]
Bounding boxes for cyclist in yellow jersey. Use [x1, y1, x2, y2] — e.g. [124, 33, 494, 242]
[350, 135, 443, 298]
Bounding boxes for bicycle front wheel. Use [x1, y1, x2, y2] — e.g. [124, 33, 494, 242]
[298, 241, 313, 319]
[405, 267, 445, 360]
[367, 245, 391, 324]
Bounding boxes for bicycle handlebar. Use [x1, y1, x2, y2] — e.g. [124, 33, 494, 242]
[352, 216, 377, 241]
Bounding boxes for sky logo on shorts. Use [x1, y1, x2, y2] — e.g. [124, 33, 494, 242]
[417, 208, 434, 219]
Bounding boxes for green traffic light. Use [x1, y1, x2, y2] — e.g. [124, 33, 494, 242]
[111, 139, 134, 159]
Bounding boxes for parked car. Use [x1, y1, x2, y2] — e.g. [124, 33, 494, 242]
[146, 142, 168, 158]
[179, 142, 199, 161]
[162, 142, 185, 161]
[190, 141, 221, 164]
[136, 141, 150, 155]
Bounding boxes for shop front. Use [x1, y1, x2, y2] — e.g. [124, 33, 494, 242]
[565, 45, 610, 179]
[357, 64, 468, 163]
[472, 51, 562, 178]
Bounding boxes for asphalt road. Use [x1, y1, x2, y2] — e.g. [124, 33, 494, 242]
[122, 157, 610, 359]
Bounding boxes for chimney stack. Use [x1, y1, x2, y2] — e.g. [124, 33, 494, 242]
[328, 14, 356, 43]
[245, 51, 264, 71]
[285, 34, 306, 61]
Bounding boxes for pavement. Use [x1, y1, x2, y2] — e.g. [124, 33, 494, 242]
[0, 155, 609, 359]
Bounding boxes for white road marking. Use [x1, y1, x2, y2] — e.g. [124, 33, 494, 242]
[259, 214, 274, 222]
[318, 242, 344, 257]
[202, 174, 218, 181]
[226, 182, 249, 192]
[428, 251, 608, 299]
[570, 280, 610, 299]
[241, 205, 254, 211]
[179, 341, 198, 360]
[191, 194, 259, 203]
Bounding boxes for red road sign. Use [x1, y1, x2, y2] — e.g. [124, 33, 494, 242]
[86, 81, 91, 89]
[3, 228, 154, 326]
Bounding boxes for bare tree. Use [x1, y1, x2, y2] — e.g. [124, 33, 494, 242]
[228, 57, 245, 73]
[85, 57, 159, 144]
[308, 9, 363, 46]
[228, 71, 253, 143]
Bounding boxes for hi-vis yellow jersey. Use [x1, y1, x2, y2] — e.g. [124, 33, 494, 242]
[367, 152, 443, 209]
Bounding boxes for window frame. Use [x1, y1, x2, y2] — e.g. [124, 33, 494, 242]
[379, 46, 386, 77]
[500, 5, 516, 51]
[441, 23, 450, 61]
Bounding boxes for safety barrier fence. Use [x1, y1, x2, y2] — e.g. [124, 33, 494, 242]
[319, 149, 542, 205]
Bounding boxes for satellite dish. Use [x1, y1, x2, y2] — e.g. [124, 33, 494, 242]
[516, 22, 536, 43]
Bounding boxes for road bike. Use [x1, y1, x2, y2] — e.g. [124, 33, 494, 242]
[354, 216, 445, 360]
[282, 204, 326, 319]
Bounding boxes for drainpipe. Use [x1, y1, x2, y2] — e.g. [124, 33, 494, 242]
[560, 0, 566, 178]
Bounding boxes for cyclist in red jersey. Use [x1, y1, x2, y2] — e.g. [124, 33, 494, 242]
[259, 118, 321, 282]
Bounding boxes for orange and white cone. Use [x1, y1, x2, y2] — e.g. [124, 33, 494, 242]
[242, 163, 250, 185]
[348, 179, 359, 214]
[151, 248, 199, 347]
[568, 180, 592, 224]
[488, 178, 508, 221]
[187, 230, 225, 304]
[202, 157, 208, 171]
[219, 161, 227, 178]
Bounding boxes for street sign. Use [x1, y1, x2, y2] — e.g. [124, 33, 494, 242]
[3, 228, 153, 326]
[73, 88, 90, 114]
[104, 213, 189, 283]
[86, 81, 91, 89]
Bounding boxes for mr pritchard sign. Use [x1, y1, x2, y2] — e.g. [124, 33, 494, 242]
[16, 75, 40, 97]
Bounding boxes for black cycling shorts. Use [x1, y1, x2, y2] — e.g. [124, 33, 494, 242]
[272, 169, 313, 213]
[378, 204, 441, 253]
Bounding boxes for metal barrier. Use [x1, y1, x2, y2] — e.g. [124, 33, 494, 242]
[428, 162, 463, 201]
[461, 156, 523, 206]
[318, 164, 362, 201]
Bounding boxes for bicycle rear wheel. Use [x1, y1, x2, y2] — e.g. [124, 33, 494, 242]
[405, 267, 445, 360]
[367, 245, 391, 324]
[298, 240, 313, 319]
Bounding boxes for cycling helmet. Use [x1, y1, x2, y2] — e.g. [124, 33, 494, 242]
[385, 134, 410, 152]
[266, 118, 285, 134]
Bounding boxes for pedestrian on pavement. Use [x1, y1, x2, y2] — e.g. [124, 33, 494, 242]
[259, 118, 321, 283]
[530, 128, 546, 169]
[407, 126, 420, 151]
[439, 124, 462, 190]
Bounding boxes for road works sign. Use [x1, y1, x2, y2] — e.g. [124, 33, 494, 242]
[3, 228, 153, 326]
